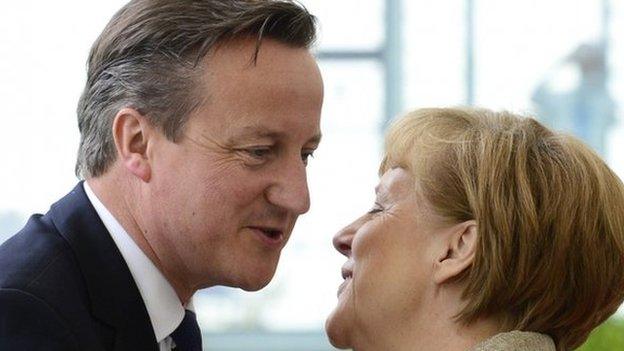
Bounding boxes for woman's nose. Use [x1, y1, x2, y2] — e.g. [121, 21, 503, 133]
[332, 221, 356, 257]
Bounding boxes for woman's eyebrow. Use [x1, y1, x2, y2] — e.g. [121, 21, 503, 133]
[374, 184, 388, 199]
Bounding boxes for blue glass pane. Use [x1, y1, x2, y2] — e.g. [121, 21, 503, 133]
[402, 0, 467, 108]
[302, 0, 385, 51]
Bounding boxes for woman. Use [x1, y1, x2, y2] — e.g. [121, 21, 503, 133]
[326, 107, 624, 351]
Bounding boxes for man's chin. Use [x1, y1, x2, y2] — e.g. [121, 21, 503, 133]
[239, 280, 270, 292]
[236, 265, 278, 292]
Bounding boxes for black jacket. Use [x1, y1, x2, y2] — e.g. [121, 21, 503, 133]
[0, 183, 158, 350]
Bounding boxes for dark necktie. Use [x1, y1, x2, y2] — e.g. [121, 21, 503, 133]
[171, 310, 202, 351]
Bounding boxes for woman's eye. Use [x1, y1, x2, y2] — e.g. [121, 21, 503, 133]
[367, 203, 383, 214]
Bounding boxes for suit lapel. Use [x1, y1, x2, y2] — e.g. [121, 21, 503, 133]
[50, 182, 158, 351]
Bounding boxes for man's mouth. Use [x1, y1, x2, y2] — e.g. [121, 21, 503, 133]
[248, 226, 285, 247]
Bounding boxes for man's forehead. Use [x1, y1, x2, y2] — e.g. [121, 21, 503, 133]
[205, 38, 314, 75]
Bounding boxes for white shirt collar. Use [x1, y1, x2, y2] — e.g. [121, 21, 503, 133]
[83, 181, 189, 343]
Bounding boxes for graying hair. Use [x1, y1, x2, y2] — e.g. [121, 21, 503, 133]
[76, 0, 317, 178]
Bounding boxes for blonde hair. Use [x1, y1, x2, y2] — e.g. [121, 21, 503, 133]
[381, 107, 624, 350]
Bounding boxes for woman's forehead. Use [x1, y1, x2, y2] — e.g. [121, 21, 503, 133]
[378, 168, 413, 195]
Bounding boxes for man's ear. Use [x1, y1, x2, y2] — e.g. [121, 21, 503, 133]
[112, 108, 153, 182]
[433, 220, 478, 285]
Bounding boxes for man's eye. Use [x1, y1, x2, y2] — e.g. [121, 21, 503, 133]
[301, 150, 315, 166]
[244, 148, 271, 159]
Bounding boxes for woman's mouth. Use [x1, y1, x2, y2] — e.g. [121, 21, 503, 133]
[338, 264, 353, 297]
[337, 277, 352, 297]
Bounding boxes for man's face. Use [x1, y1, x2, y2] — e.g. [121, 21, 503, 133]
[142, 38, 323, 292]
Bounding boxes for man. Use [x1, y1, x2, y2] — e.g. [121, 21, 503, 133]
[0, 0, 323, 350]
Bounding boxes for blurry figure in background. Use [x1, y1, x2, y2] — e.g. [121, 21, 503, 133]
[532, 42, 616, 156]
[327, 108, 624, 351]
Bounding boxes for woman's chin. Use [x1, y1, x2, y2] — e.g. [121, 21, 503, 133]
[326, 277, 356, 349]
[325, 299, 354, 350]
[325, 312, 350, 349]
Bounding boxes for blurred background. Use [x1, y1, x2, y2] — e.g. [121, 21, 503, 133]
[1, 0, 623, 350]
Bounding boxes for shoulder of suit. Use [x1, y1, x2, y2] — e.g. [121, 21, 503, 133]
[0, 287, 79, 349]
[0, 212, 89, 310]
[0, 213, 76, 287]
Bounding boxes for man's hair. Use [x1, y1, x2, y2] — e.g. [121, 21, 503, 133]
[76, 0, 317, 178]
[381, 107, 624, 350]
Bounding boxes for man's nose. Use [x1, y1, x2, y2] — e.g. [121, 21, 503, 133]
[265, 156, 310, 215]
[333, 221, 356, 257]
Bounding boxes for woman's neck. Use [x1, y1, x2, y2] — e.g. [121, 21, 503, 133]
[352, 288, 503, 351]
[358, 314, 501, 351]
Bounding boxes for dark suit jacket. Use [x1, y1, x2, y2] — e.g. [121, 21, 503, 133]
[0, 183, 159, 350]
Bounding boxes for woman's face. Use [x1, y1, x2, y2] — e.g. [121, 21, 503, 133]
[325, 168, 445, 349]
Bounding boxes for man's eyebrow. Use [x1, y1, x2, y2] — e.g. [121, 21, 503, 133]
[308, 133, 322, 146]
[228, 126, 322, 145]
[225, 126, 285, 143]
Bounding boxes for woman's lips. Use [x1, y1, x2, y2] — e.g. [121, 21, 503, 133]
[337, 277, 352, 297]
[341, 266, 353, 280]
[338, 262, 354, 296]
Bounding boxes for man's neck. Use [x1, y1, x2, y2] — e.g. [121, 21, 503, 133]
[86, 175, 195, 304]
